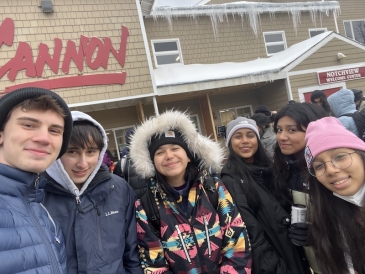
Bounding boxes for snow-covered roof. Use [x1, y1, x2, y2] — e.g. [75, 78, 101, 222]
[151, 1, 340, 36]
[154, 0, 210, 7]
[154, 31, 332, 88]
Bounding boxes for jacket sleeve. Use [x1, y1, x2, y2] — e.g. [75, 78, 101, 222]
[113, 160, 123, 178]
[216, 179, 252, 273]
[123, 186, 144, 274]
[135, 199, 173, 274]
[222, 175, 288, 274]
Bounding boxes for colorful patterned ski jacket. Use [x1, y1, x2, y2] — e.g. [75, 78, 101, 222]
[135, 172, 252, 274]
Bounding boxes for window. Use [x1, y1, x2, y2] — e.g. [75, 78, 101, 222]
[344, 20, 365, 44]
[189, 114, 202, 133]
[151, 39, 183, 67]
[105, 126, 134, 160]
[263, 31, 287, 56]
[219, 105, 253, 127]
[309, 28, 327, 38]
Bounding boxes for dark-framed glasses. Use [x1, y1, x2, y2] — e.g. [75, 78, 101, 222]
[308, 152, 357, 177]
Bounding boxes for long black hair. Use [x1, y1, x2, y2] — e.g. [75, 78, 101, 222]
[272, 102, 328, 209]
[308, 150, 365, 274]
[225, 135, 273, 211]
[310, 90, 331, 114]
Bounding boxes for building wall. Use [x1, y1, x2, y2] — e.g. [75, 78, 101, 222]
[291, 38, 365, 72]
[145, 12, 336, 67]
[289, 72, 365, 102]
[257, 80, 289, 111]
[0, 0, 153, 104]
[337, 0, 365, 35]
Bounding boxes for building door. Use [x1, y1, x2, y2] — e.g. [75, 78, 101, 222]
[298, 82, 347, 102]
[303, 87, 342, 102]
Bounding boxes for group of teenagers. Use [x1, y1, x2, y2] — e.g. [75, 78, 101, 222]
[0, 86, 364, 274]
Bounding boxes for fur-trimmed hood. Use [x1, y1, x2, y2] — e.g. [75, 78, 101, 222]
[46, 111, 108, 197]
[129, 110, 225, 178]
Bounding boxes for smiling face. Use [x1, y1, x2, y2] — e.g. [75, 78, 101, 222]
[230, 128, 258, 163]
[276, 116, 306, 156]
[0, 107, 64, 173]
[153, 144, 190, 187]
[313, 148, 365, 196]
[60, 143, 100, 188]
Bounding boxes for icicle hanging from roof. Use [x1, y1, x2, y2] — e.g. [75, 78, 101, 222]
[151, 1, 340, 37]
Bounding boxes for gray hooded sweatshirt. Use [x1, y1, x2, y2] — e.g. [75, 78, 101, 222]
[42, 111, 142, 274]
[328, 89, 359, 136]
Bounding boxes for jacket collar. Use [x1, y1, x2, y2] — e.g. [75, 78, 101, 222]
[44, 166, 111, 197]
[0, 163, 40, 198]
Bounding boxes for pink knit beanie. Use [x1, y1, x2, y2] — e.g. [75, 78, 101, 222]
[304, 117, 365, 168]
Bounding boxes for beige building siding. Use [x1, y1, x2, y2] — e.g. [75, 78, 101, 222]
[0, 0, 153, 103]
[289, 72, 365, 102]
[342, 78, 365, 91]
[145, 12, 335, 68]
[291, 38, 365, 72]
[257, 80, 289, 111]
[86, 106, 140, 130]
[289, 73, 319, 101]
[337, 0, 365, 36]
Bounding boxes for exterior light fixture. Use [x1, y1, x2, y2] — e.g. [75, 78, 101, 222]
[337, 52, 347, 60]
[40, 0, 53, 13]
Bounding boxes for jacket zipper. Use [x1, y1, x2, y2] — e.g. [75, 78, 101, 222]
[203, 215, 212, 257]
[95, 206, 103, 251]
[26, 176, 61, 274]
[160, 183, 205, 270]
[175, 225, 191, 264]
[40, 203, 61, 244]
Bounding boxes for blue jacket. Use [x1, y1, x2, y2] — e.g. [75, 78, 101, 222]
[328, 89, 359, 136]
[42, 168, 142, 274]
[0, 164, 67, 274]
[42, 111, 142, 274]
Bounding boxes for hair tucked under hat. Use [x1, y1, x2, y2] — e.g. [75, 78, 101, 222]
[129, 110, 225, 178]
[225, 117, 260, 147]
[304, 117, 365, 168]
[148, 130, 195, 161]
[0, 87, 72, 158]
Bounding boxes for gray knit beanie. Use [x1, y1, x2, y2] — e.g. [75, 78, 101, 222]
[225, 117, 260, 147]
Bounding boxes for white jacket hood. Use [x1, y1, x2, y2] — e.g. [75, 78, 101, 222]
[46, 111, 108, 197]
[129, 110, 225, 178]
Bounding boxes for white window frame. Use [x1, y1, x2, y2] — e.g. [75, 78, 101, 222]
[343, 19, 365, 43]
[219, 105, 253, 127]
[263, 31, 287, 56]
[105, 125, 134, 160]
[189, 114, 202, 134]
[308, 28, 327, 38]
[151, 38, 184, 68]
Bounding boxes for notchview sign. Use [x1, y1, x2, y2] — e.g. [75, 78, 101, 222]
[318, 66, 365, 85]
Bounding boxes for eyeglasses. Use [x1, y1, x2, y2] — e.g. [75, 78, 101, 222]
[308, 152, 357, 177]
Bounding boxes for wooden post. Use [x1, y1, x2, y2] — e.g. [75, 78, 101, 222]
[199, 94, 217, 141]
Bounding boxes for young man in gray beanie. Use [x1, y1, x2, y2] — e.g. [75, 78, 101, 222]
[0, 87, 72, 274]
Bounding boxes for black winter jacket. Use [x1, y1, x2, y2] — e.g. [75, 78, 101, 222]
[221, 164, 311, 274]
[42, 167, 142, 274]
